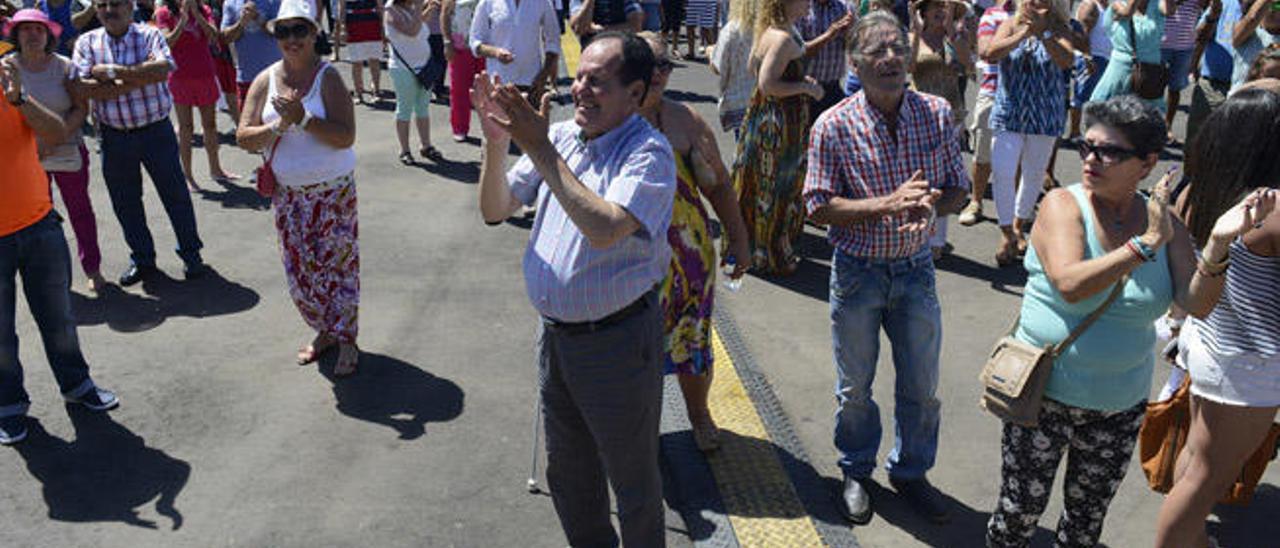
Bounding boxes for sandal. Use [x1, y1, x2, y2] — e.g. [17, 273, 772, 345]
[398, 151, 414, 165]
[420, 146, 444, 162]
[297, 334, 337, 366]
[333, 344, 360, 377]
[995, 248, 1019, 267]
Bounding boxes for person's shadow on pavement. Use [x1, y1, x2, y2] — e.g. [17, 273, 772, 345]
[196, 178, 272, 210]
[318, 352, 465, 440]
[70, 266, 260, 333]
[12, 408, 191, 530]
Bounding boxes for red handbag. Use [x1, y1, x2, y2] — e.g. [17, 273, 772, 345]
[255, 134, 283, 199]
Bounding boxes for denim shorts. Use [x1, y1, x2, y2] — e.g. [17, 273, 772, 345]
[1161, 48, 1195, 92]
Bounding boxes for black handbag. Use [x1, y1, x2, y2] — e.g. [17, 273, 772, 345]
[392, 45, 443, 91]
[1126, 16, 1169, 100]
[315, 30, 335, 56]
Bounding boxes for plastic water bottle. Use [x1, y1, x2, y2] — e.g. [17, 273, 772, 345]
[722, 255, 743, 293]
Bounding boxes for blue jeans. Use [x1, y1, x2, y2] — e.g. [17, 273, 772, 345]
[0, 212, 96, 418]
[99, 120, 203, 269]
[829, 249, 942, 480]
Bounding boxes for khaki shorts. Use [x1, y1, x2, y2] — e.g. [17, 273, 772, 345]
[968, 93, 995, 164]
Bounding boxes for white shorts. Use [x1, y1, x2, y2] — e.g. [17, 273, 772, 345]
[1179, 321, 1280, 407]
[345, 41, 384, 63]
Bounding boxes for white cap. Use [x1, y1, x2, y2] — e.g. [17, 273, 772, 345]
[266, 0, 319, 33]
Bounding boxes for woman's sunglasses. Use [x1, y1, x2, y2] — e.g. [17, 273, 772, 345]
[1077, 141, 1139, 164]
[272, 22, 313, 41]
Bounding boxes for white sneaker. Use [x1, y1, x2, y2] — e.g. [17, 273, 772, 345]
[958, 201, 982, 226]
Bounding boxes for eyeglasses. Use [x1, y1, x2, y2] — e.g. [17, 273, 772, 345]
[272, 22, 313, 41]
[1077, 140, 1140, 164]
[654, 58, 675, 72]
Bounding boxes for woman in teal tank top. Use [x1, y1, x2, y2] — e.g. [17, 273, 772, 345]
[987, 96, 1262, 547]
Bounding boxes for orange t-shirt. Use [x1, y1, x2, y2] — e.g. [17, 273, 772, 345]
[0, 100, 53, 237]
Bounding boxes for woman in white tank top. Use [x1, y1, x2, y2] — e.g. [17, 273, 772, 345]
[384, 0, 442, 164]
[237, 0, 363, 376]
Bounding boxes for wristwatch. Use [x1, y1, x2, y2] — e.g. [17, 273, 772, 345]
[299, 110, 315, 130]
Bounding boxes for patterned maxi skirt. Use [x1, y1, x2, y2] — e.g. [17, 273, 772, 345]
[729, 91, 809, 275]
[272, 173, 360, 344]
[660, 154, 716, 376]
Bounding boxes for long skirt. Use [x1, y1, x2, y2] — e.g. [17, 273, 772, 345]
[272, 173, 360, 344]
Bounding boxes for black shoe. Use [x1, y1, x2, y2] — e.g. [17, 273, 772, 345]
[118, 264, 159, 287]
[65, 386, 120, 411]
[183, 261, 209, 281]
[0, 415, 27, 445]
[839, 476, 873, 525]
[890, 476, 950, 523]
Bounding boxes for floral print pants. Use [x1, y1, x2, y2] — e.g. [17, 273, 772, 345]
[986, 398, 1145, 548]
[272, 174, 360, 344]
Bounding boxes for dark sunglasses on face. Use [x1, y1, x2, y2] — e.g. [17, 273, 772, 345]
[654, 58, 674, 72]
[1077, 140, 1139, 164]
[272, 23, 312, 40]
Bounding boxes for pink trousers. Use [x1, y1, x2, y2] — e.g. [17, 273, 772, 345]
[49, 144, 102, 277]
[449, 40, 485, 138]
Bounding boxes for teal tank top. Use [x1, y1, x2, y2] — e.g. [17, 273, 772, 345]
[1016, 184, 1173, 411]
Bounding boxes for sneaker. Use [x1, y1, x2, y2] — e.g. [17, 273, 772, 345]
[889, 476, 950, 523]
[0, 415, 27, 445]
[65, 386, 120, 411]
[451, 133, 466, 143]
[183, 261, 210, 281]
[958, 200, 983, 226]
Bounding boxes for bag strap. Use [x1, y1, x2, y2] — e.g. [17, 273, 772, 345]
[1052, 275, 1129, 356]
[265, 62, 326, 163]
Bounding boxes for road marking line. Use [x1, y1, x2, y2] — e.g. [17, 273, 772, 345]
[705, 328, 827, 547]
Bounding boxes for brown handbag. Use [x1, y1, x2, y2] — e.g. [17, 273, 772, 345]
[1126, 17, 1170, 100]
[1139, 374, 1280, 505]
[979, 277, 1128, 427]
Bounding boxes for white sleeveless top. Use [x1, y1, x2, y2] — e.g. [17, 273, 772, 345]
[384, 1, 433, 70]
[261, 62, 357, 188]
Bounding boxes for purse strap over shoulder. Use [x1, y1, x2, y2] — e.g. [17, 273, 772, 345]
[1052, 275, 1129, 357]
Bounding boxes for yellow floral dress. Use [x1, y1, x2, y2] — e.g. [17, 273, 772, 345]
[660, 153, 716, 375]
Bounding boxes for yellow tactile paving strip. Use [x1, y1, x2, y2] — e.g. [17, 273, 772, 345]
[706, 328, 827, 547]
[561, 31, 582, 79]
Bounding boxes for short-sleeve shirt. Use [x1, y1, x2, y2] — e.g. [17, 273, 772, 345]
[803, 91, 971, 259]
[990, 36, 1069, 136]
[469, 0, 562, 86]
[797, 0, 852, 83]
[976, 4, 1010, 97]
[155, 5, 218, 80]
[1233, 27, 1277, 89]
[506, 115, 676, 322]
[221, 0, 283, 83]
[0, 101, 53, 238]
[71, 23, 177, 130]
[1201, 0, 1242, 81]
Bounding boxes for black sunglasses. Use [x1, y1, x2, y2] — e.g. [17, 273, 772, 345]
[654, 58, 675, 72]
[1077, 140, 1140, 164]
[272, 22, 313, 41]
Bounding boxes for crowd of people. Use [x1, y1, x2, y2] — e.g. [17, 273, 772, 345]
[1, 0, 1279, 545]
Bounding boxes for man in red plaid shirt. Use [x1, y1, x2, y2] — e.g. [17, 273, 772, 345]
[802, 10, 969, 526]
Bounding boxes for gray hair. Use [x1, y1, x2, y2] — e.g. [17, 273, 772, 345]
[1083, 95, 1168, 157]
[846, 11, 907, 63]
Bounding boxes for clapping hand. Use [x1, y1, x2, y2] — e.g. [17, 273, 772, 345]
[891, 170, 942, 233]
[1140, 168, 1178, 249]
[1211, 187, 1278, 243]
[1, 58, 23, 105]
[471, 71, 511, 141]
[486, 82, 552, 154]
[271, 91, 306, 128]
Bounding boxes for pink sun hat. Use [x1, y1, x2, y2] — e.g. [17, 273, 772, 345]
[4, 9, 64, 40]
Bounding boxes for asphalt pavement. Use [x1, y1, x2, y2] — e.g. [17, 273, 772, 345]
[2, 49, 1277, 548]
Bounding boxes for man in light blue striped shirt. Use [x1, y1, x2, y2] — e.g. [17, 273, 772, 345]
[476, 32, 675, 547]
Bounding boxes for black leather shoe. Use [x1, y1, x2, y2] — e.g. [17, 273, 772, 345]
[890, 476, 950, 523]
[118, 264, 158, 287]
[839, 476, 873, 525]
[183, 261, 209, 280]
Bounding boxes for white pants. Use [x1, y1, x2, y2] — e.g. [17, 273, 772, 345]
[990, 131, 1057, 226]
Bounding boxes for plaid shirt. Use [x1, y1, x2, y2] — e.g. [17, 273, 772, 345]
[72, 24, 176, 130]
[803, 91, 970, 259]
[798, 0, 853, 83]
